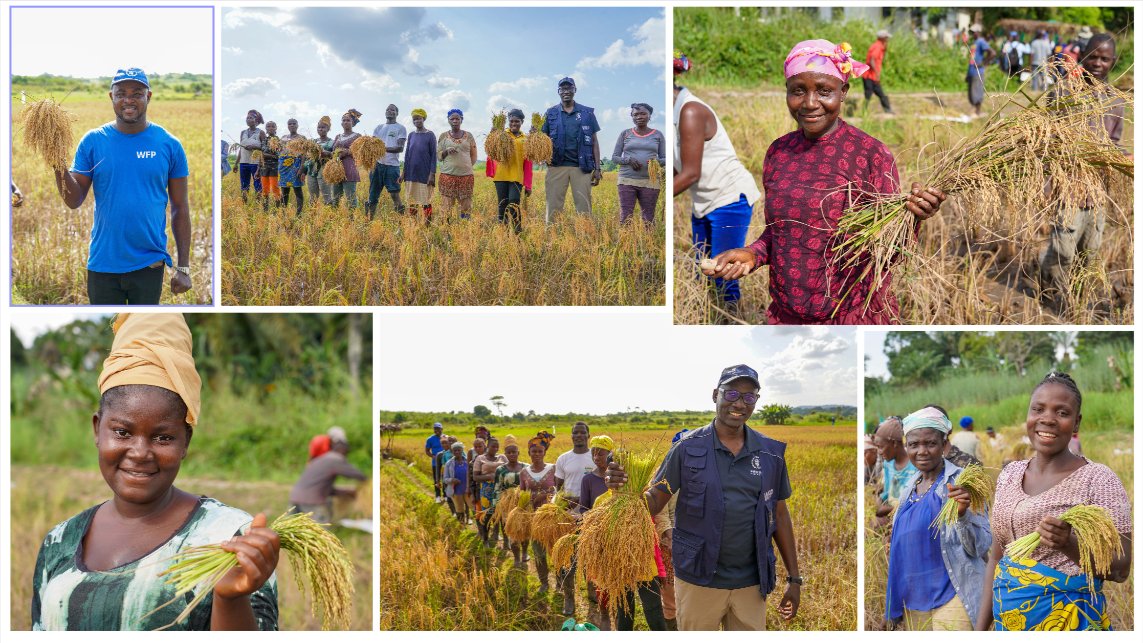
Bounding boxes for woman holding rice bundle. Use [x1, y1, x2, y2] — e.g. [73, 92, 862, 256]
[490, 435, 525, 554]
[400, 108, 437, 223]
[237, 109, 265, 203]
[31, 313, 278, 631]
[473, 433, 507, 546]
[331, 109, 363, 210]
[277, 118, 306, 216]
[884, 406, 991, 631]
[437, 108, 478, 221]
[519, 432, 557, 591]
[975, 372, 1131, 631]
[305, 115, 335, 206]
[611, 103, 666, 225]
[701, 39, 947, 324]
[486, 108, 532, 234]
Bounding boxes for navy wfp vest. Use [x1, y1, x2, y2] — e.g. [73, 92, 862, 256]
[544, 103, 598, 172]
[671, 423, 787, 597]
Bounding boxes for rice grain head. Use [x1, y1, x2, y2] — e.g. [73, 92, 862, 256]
[321, 153, 347, 184]
[349, 136, 385, 171]
[931, 464, 994, 529]
[21, 98, 73, 171]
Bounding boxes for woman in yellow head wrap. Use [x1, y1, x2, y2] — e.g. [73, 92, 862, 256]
[31, 313, 279, 631]
[580, 435, 615, 512]
[401, 107, 437, 222]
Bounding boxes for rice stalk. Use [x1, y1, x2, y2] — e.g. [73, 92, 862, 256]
[647, 158, 663, 188]
[149, 510, 354, 630]
[484, 111, 514, 163]
[550, 532, 579, 572]
[523, 112, 553, 163]
[321, 151, 347, 184]
[21, 98, 73, 171]
[1004, 504, 1123, 595]
[349, 136, 385, 171]
[931, 464, 994, 528]
[267, 136, 281, 152]
[503, 490, 534, 542]
[285, 137, 322, 161]
[530, 500, 577, 552]
[251, 149, 263, 164]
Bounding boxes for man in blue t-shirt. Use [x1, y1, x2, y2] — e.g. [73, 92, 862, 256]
[54, 67, 192, 304]
[541, 77, 601, 223]
[425, 422, 446, 502]
[965, 25, 995, 117]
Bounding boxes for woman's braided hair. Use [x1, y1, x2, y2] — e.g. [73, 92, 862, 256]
[1035, 371, 1083, 414]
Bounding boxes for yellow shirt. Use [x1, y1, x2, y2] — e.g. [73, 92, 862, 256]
[491, 131, 526, 184]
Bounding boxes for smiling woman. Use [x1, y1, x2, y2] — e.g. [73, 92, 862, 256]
[30, 313, 280, 631]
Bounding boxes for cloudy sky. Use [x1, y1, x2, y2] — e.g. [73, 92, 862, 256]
[221, 6, 665, 152]
[10, 7, 212, 77]
[378, 311, 858, 414]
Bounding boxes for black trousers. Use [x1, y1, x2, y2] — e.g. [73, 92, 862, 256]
[862, 78, 891, 112]
[616, 577, 667, 631]
[494, 180, 523, 233]
[87, 264, 164, 304]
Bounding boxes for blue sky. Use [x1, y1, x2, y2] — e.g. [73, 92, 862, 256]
[221, 6, 665, 154]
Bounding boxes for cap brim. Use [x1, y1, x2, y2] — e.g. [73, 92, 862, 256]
[719, 375, 761, 388]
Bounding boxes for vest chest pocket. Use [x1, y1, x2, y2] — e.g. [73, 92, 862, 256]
[681, 480, 706, 517]
[671, 527, 707, 580]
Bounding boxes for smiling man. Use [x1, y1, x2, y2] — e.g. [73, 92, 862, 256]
[606, 364, 801, 630]
[54, 67, 192, 305]
[541, 77, 601, 222]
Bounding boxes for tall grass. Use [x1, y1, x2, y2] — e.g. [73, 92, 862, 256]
[221, 172, 665, 306]
[10, 89, 213, 304]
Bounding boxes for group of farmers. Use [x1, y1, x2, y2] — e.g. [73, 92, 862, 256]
[424, 364, 800, 631]
[866, 372, 1131, 630]
[228, 77, 665, 230]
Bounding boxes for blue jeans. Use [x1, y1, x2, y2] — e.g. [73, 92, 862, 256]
[367, 164, 401, 214]
[239, 163, 261, 194]
[691, 194, 753, 302]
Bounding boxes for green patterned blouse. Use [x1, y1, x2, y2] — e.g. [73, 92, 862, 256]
[32, 497, 278, 631]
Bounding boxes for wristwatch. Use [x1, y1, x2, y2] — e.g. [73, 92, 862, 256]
[787, 575, 803, 585]
[175, 266, 191, 276]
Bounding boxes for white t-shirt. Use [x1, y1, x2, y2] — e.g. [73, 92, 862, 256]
[950, 430, 982, 460]
[373, 122, 407, 166]
[554, 449, 596, 498]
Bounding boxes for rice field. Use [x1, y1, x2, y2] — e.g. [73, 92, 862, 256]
[9, 90, 213, 304]
[7, 466, 373, 631]
[381, 422, 856, 630]
[862, 423, 1134, 631]
[674, 87, 1134, 325]
[221, 171, 665, 306]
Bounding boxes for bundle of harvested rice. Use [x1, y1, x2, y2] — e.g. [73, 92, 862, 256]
[1005, 504, 1122, 594]
[577, 445, 665, 624]
[321, 151, 347, 184]
[647, 158, 664, 188]
[931, 464, 994, 528]
[551, 532, 579, 572]
[152, 510, 353, 630]
[267, 136, 281, 152]
[491, 487, 521, 527]
[530, 495, 577, 552]
[285, 137, 322, 161]
[251, 149, 264, 164]
[21, 98, 73, 171]
[503, 490, 534, 542]
[523, 112, 553, 163]
[484, 112, 514, 163]
[829, 59, 1133, 317]
[349, 135, 385, 171]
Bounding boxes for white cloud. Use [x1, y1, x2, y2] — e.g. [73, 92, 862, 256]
[259, 100, 334, 135]
[360, 75, 401, 93]
[222, 7, 290, 30]
[577, 15, 664, 69]
[487, 75, 550, 93]
[485, 94, 529, 116]
[222, 46, 243, 56]
[405, 89, 474, 133]
[426, 75, 460, 88]
[339, 83, 355, 91]
[224, 76, 280, 99]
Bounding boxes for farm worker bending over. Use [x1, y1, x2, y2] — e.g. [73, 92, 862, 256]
[288, 425, 366, 525]
[541, 77, 601, 222]
[605, 364, 801, 631]
[31, 313, 278, 630]
[54, 68, 192, 305]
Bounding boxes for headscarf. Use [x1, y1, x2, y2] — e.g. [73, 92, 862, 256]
[588, 435, 615, 452]
[344, 109, 362, 126]
[507, 108, 525, 121]
[528, 431, 555, 452]
[247, 109, 264, 125]
[630, 102, 654, 115]
[309, 434, 332, 459]
[318, 115, 331, 127]
[411, 107, 427, 119]
[98, 313, 202, 426]
[452, 441, 465, 451]
[447, 108, 463, 119]
[784, 39, 870, 81]
[863, 435, 876, 451]
[475, 425, 490, 438]
[328, 425, 348, 444]
[673, 50, 692, 75]
[902, 407, 952, 437]
[503, 435, 518, 448]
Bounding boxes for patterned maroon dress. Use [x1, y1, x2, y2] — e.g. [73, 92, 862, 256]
[748, 120, 905, 324]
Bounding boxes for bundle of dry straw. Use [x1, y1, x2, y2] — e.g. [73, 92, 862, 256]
[21, 98, 73, 171]
[484, 112, 514, 163]
[829, 59, 1134, 316]
[577, 445, 665, 625]
[523, 112, 552, 163]
[503, 490, 534, 542]
[349, 136, 385, 171]
[321, 150, 347, 184]
[152, 510, 353, 630]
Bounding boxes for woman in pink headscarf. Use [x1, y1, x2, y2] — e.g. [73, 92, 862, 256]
[703, 39, 947, 324]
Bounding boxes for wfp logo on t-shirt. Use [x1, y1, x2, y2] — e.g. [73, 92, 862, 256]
[136, 151, 157, 159]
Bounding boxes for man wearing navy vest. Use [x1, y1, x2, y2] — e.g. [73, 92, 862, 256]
[540, 77, 601, 223]
[607, 364, 801, 630]
[55, 67, 192, 304]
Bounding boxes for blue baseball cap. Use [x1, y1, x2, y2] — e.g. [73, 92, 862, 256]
[960, 416, 974, 428]
[112, 68, 150, 89]
[717, 364, 760, 389]
[557, 76, 576, 88]
[433, 422, 443, 429]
